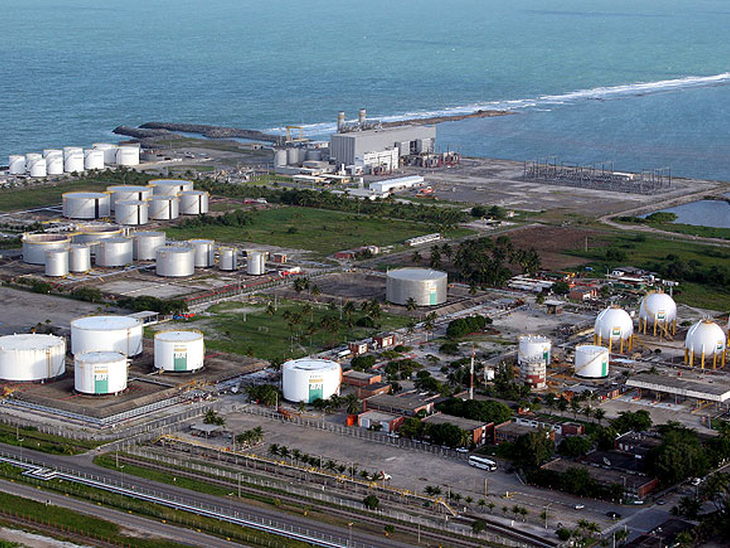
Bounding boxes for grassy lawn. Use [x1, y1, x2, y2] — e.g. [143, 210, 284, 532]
[634, 221, 730, 240]
[0, 422, 102, 455]
[165, 206, 471, 255]
[0, 179, 110, 212]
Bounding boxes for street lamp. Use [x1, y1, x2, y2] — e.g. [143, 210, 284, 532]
[347, 522, 353, 547]
[120, 464, 125, 488]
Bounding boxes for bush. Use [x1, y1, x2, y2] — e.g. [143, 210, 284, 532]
[363, 495, 379, 510]
[436, 398, 512, 424]
[446, 315, 489, 339]
[350, 355, 376, 371]
[645, 212, 678, 223]
[439, 342, 460, 355]
[556, 527, 572, 541]
[558, 436, 593, 458]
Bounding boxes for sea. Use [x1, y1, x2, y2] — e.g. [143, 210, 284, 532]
[2, 0, 730, 181]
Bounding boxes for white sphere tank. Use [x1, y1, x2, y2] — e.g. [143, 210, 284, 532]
[8, 155, 26, 175]
[685, 320, 727, 368]
[45, 152, 64, 175]
[154, 330, 205, 372]
[189, 239, 215, 267]
[156, 246, 195, 277]
[26, 154, 47, 178]
[62, 192, 111, 219]
[639, 291, 677, 335]
[45, 248, 69, 277]
[107, 185, 153, 211]
[149, 179, 194, 196]
[219, 247, 237, 271]
[95, 237, 133, 267]
[64, 148, 85, 173]
[84, 149, 105, 171]
[69, 244, 92, 273]
[247, 251, 266, 275]
[149, 195, 179, 220]
[0, 334, 66, 382]
[282, 358, 342, 403]
[594, 306, 634, 352]
[71, 316, 143, 357]
[116, 146, 140, 166]
[92, 143, 118, 165]
[114, 200, 148, 226]
[74, 352, 128, 395]
[22, 233, 71, 265]
[574, 345, 610, 378]
[133, 231, 166, 260]
[179, 191, 209, 215]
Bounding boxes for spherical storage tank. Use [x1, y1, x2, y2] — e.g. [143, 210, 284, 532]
[685, 319, 726, 368]
[116, 146, 139, 166]
[149, 195, 179, 220]
[92, 143, 118, 165]
[149, 179, 194, 196]
[0, 334, 66, 382]
[133, 231, 166, 260]
[190, 239, 215, 268]
[8, 155, 25, 175]
[45, 248, 69, 277]
[574, 345, 610, 378]
[22, 233, 71, 265]
[219, 247, 237, 271]
[156, 246, 195, 277]
[114, 200, 148, 226]
[107, 185, 153, 211]
[74, 352, 127, 395]
[63, 147, 84, 173]
[26, 153, 47, 178]
[518, 335, 551, 389]
[45, 151, 64, 176]
[179, 191, 209, 215]
[594, 306, 634, 353]
[62, 192, 111, 219]
[71, 316, 143, 357]
[386, 268, 448, 306]
[154, 331, 205, 372]
[69, 244, 91, 273]
[282, 358, 341, 403]
[84, 149, 104, 171]
[95, 237, 133, 267]
[246, 251, 266, 275]
[639, 291, 677, 336]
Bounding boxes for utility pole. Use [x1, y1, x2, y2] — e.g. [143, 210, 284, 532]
[484, 477, 488, 497]
[470, 344, 475, 400]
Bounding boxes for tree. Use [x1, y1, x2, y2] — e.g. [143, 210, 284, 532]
[649, 424, 709, 486]
[411, 251, 422, 264]
[513, 428, 554, 469]
[472, 519, 487, 534]
[429, 247, 442, 269]
[558, 436, 593, 458]
[405, 297, 418, 311]
[363, 495, 379, 510]
[383, 524, 395, 537]
[552, 281, 570, 295]
[344, 393, 362, 415]
[203, 409, 225, 426]
[594, 408, 606, 425]
[350, 354, 375, 371]
[676, 496, 701, 520]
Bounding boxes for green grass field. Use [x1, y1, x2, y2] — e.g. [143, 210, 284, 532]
[0, 180, 110, 212]
[0, 422, 102, 455]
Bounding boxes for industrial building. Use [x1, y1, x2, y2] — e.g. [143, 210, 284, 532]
[626, 372, 730, 406]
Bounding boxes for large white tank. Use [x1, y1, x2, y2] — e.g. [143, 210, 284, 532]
[84, 149, 105, 171]
[70, 316, 143, 357]
[282, 358, 342, 403]
[22, 233, 71, 265]
[156, 246, 195, 277]
[189, 239, 215, 268]
[594, 306, 634, 353]
[639, 291, 677, 337]
[45, 151, 64, 175]
[114, 200, 148, 226]
[574, 345, 610, 378]
[274, 149, 287, 167]
[107, 185, 153, 211]
[685, 319, 727, 368]
[69, 244, 92, 273]
[92, 143, 118, 165]
[149, 195, 179, 220]
[74, 352, 128, 395]
[0, 334, 66, 382]
[133, 231, 166, 260]
[8, 155, 26, 175]
[154, 330, 205, 372]
[287, 148, 299, 165]
[72, 225, 123, 256]
[45, 248, 69, 277]
[116, 146, 140, 166]
[246, 251, 266, 275]
[26, 153, 47, 178]
[149, 179, 194, 196]
[518, 335, 551, 389]
[179, 191, 209, 215]
[96, 237, 133, 267]
[219, 247, 237, 271]
[62, 192, 111, 219]
[386, 268, 448, 306]
[64, 148, 85, 173]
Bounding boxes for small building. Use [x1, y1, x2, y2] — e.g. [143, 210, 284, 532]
[358, 410, 404, 434]
[272, 253, 287, 264]
[514, 415, 584, 437]
[190, 423, 223, 438]
[364, 393, 434, 417]
[544, 300, 564, 315]
[493, 421, 555, 445]
[335, 250, 357, 260]
[405, 233, 442, 247]
[615, 431, 662, 459]
[373, 334, 396, 349]
[356, 382, 391, 400]
[569, 287, 598, 301]
[348, 341, 368, 356]
[422, 413, 493, 446]
[342, 370, 382, 388]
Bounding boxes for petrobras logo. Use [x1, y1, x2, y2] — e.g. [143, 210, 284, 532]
[657, 311, 666, 321]
[612, 327, 621, 337]
[94, 372, 109, 381]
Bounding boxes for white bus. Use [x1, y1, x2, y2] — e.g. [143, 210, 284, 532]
[468, 455, 497, 471]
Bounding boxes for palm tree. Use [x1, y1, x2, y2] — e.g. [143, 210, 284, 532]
[278, 446, 290, 461]
[487, 501, 496, 514]
[265, 302, 276, 316]
[292, 448, 302, 464]
[465, 496, 474, 505]
[424, 312, 437, 340]
[268, 443, 280, 457]
[594, 408, 606, 424]
[344, 393, 361, 415]
[411, 251, 422, 264]
[405, 298, 418, 311]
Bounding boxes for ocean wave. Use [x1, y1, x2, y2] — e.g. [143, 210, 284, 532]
[266, 72, 730, 135]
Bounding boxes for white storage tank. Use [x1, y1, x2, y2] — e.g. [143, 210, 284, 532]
[26, 153, 47, 178]
[518, 335, 551, 389]
[0, 334, 66, 382]
[149, 179, 194, 196]
[282, 358, 341, 403]
[594, 306, 634, 353]
[114, 200, 148, 226]
[84, 149, 105, 171]
[69, 244, 92, 273]
[62, 192, 111, 219]
[574, 345, 610, 378]
[107, 185, 153, 211]
[287, 148, 299, 165]
[639, 291, 678, 337]
[70, 315, 143, 357]
[22, 233, 71, 265]
[8, 155, 25, 175]
[179, 190, 209, 215]
[274, 149, 287, 167]
[74, 352, 128, 395]
[96, 237, 133, 267]
[64, 148, 85, 173]
[45, 151, 64, 175]
[156, 246, 195, 277]
[386, 268, 448, 306]
[72, 225, 123, 255]
[45, 248, 69, 277]
[116, 146, 140, 166]
[190, 239, 215, 268]
[149, 195, 179, 220]
[219, 247, 237, 271]
[246, 251, 266, 275]
[92, 143, 118, 165]
[685, 319, 726, 369]
[154, 330, 205, 372]
[133, 231, 166, 260]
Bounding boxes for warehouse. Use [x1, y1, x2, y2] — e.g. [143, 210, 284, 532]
[329, 125, 436, 168]
[626, 373, 730, 406]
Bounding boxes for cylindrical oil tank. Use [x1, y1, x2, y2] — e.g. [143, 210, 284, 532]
[96, 237, 133, 267]
[639, 291, 678, 336]
[685, 320, 727, 368]
[116, 146, 140, 166]
[219, 247, 237, 271]
[72, 225, 123, 256]
[107, 185, 153, 211]
[45, 151, 64, 175]
[190, 239, 215, 268]
[45, 248, 69, 277]
[246, 251, 266, 275]
[69, 244, 91, 273]
[574, 345, 610, 378]
[70, 315, 143, 357]
[386, 268, 448, 306]
[594, 306, 634, 353]
[179, 191, 209, 215]
[517, 335, 551, 389]
[22, 233, 71, 265]
[149, 179, 194, 196]
[62, 192, 111, 219]
[154, 330, 205, 372]
[84, 149, 104, 171]
[26, 153, 47, 178]
[156, 246, 195, 277]
[8, 155, 26, 175]
[149, 195, 179, 220]
[282, 358, 341, 403]
[114, 200, 148, 226]
[133, 231, 166, 260]
[274, 149, 287, 167]
[0, 334, 66, 382]
[64, 148, 85, 173]
[305, 149, 323, 161]
[287, 148, 299, 165]
[74, 352, 128, 395]
[93, 143, 118, 165]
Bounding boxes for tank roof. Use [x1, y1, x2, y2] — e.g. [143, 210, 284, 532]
[155, 330, 203, 342]
[76, 351, 126, 363]
[387, 268, 447, 281]
[283, 358, 340, 371]
[134, 231, 166, 237]
[71, 316, 141, 330]
[149, 179, 194, 185]
[63, 191, 108, 198]
[107, 185, 151, 191]
[0, 334, 64, 351]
